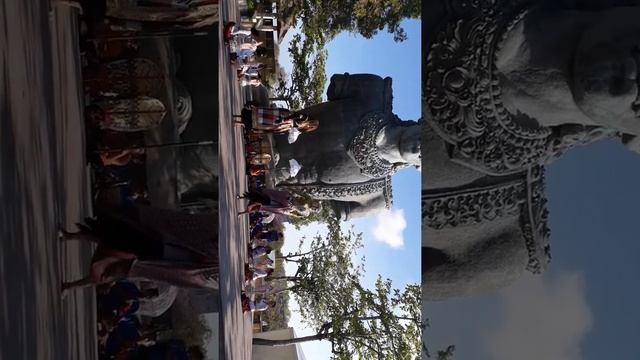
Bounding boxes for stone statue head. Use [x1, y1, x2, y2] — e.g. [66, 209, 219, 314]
[383, 118, 422, 171]
[399, 120, 422, 169]
[424, 0, 640, 175]
[571, 8, 640, 145]
[518, 3, 640, 156]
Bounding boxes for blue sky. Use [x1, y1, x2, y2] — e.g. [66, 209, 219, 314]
[277, 19, 421, 358]
[425, 139, 640, 359]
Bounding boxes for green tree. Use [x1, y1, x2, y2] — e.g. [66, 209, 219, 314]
[266, 217, 360, 297]
[253, 218, 423, 359]
[277, 242, 328, 263]
[259, 255, 291, 330]
[285, 202, 334, 229]
[272, 33, 327, 111]
[271, 0, 419, 114]
[253, 278, 422, 359]
[277, 0, 421, 44]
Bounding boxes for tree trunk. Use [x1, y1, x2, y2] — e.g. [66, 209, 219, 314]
[268, 276, 301, 282]
[277, 245, 327, 261]
[269, 285, 298, 295]
[253, 332, 329, 346]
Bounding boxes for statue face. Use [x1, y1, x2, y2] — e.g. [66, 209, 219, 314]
[399, 124, 422, 168]
[573, 8, 640, 136]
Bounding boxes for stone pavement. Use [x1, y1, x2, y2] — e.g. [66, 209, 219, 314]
[1, 2, 97, 359]
[218, 1, 254, 359]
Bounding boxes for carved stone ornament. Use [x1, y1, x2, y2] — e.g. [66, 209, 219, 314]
[423, 165, 551, 274]
[425, 0, 617, 175]
[347, 111, 411, 178]
[279, 176, 393, 209]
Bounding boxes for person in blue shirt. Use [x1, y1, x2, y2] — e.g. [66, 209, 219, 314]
[236, 42, 266, 60]
[254, 230, 282, 245]
[250, 222, 266, 238]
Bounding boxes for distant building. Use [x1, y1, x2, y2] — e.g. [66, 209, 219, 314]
[252, 328, 306, 360]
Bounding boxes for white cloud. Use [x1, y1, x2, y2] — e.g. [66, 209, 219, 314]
[371, 209, 407, 248]
[485, 273, 593, 360]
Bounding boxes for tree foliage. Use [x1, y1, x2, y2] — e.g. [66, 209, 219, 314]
[286, 201, 334, 229]
[278, 0, 421, 44]
[254, 217, 423, 359]
[259, 255, 291, 330]
[272, 33, 327, 111]
[272, 0, 420, 118]
[267, 214, 360, 298]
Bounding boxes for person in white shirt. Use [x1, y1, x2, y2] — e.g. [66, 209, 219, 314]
[241, 294, 276, 313]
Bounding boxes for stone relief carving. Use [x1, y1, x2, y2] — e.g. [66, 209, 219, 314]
[423, 165, 550, 275]
[347, 112, 410, 178]
[279, 176, 393, 209]
[425, 0, 617, 176]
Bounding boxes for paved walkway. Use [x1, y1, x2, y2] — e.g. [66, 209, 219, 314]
[0, 2, 96, 359]
[218, 1, 254, 359]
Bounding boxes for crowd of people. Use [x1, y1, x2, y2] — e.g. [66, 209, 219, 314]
[94, 280, 205, 359]
[241, 210, 279, 314]
[224, 21, 327, 318]
[231, 103, 322, 317]
[235, 181, 322, 317]
[224, 22, 268, 87]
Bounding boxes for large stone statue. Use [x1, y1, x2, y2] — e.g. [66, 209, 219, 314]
[272, 73, 421, 220]
[423, 0, 640, 301]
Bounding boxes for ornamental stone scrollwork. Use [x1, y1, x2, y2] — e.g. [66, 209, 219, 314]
[425, 0, 617, 176]
[520, 165, 551, 274]
[422, 180, 524, 230]
[347, 112, 410, 178]
[423, 165, 551, 274]
[279, 176, 393, 209]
